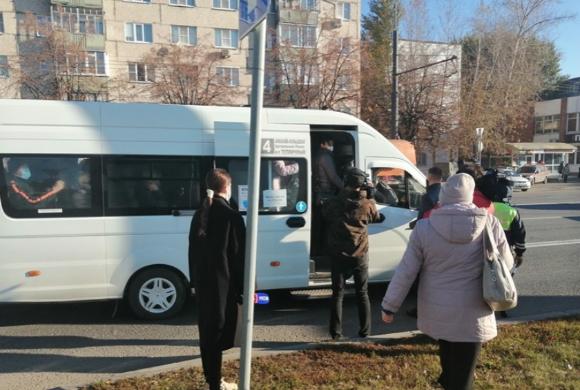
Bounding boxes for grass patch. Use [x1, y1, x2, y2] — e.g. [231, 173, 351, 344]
[87, 316, 579, 390]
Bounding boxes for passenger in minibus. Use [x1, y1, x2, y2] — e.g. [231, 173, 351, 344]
[312, 137, 344, 255]
[272, 160, 300, 208]
[136, 179, 168, 209]
[6, 159, 36, 208]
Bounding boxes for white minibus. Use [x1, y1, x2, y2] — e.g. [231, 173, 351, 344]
[0, 100, 426, 319]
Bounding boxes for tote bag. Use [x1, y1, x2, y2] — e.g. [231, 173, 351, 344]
[482, 217, 518, 311]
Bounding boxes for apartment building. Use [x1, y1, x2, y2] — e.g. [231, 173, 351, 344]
[0, 0, 360, 112]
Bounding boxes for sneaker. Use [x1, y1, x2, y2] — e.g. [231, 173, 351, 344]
[331, 333, 343, 341]
[220, 378, 238, 390]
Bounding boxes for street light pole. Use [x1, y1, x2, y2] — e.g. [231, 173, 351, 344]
[391, 28, 399, 139]
[475, 127, 485, 164]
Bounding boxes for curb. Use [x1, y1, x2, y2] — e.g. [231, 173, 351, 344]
[60, 309, 580, 389]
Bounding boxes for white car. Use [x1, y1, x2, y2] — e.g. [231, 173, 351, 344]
[501, 170, 531, 191]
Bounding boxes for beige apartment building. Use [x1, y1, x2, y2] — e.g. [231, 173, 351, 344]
[0, 0, 360, 112]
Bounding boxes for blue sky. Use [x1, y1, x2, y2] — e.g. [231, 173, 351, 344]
[361, 0, 579, 78]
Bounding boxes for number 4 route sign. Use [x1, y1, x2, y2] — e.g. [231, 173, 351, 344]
[239, 0, 271, 39]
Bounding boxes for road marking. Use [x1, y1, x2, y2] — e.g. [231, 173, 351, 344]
[527, 239, 580, 248]
[525, 215, 580, 220]
[515, 201, 580, 206]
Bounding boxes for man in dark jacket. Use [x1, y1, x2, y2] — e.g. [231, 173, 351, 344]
[418, 166, 443, 220]
[322, 168, 383, 340]
[312, 137, 344, 255]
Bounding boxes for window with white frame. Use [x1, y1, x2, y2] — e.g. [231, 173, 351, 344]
[51, 6, 105, 35]
[281, 0, 317, 10]
[215, 29, 239, 48]
[125, 23, 153, 43]
[128, 63, 154, 82]
[279, 24, 316, 47]
[281, 63, 318, 85]
[169, 0, 195, 6]
[338, 2, 351, 20]
[216, 67, 240, 86]
[567, 113, 579, 134]
[213, 0, 238, 10]
[0, 55, 8, 78]
[171, 25, 197, 45]
[66, 51, 106, 75]
[0, 13, 4, 34]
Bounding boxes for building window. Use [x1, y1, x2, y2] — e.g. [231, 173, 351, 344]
[125, 23, 153, 43]
[217, 67, 240, 86]
[338, 2, 351, 21]
[171, 25, 197, 45]
[535, 115, 560, 134]
[213, 0, 238, 10]
[51, 6, 105, 35]
[280, 24, 316, 48]
[125, 0, 151, 3]
[0, 13, 4, 33]
[281, 0, 317, 10]
[67, 51, 106, 75]
[337, 74, 351, 90]
[128, 63, 154, 82]
[339, 37, 351, 54]
[215, 28, 239, 49]
[0, 55, 8, 78]
[567, 113, 578, 134]
[169, 0, 195, 6]
[281, 63, 318, 85]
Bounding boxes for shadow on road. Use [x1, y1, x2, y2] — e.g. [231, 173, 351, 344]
[516, 203, 580, 211]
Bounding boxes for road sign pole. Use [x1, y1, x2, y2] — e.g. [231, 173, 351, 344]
[239, 17, 267, 390]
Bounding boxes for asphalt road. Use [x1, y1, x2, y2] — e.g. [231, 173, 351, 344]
[1, 180, 579, 390]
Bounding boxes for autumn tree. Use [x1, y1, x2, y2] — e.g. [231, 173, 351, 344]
[14, 12, 108, 101]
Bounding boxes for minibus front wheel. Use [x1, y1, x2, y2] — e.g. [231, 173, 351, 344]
[126, 267, 187, 320]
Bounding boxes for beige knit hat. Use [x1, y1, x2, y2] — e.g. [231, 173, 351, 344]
[440, 173, 475, 205]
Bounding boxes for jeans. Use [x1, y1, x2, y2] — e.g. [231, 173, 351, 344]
[329, 254, 370, 338]
[438, 339, 482, 390]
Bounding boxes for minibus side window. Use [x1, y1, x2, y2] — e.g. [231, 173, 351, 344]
[371, 168, 425, 209]
[215, 157, 308, 214]
[104, 156, 202, 216]
[0, 155, 101, 218]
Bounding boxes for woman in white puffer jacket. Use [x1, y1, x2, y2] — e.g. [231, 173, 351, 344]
[381, 173, 513, 390]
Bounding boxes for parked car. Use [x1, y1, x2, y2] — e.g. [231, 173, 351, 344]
[500, 170, 531, 191]
[518, 164, 550, 185]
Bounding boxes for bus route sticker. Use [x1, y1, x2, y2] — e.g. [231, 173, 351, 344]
[238, 185, 248, 211]
[296, 201, 307, 213]
[261, 138, 306, 156]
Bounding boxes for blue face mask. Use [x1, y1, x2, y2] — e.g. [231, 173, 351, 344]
[16, 166, 31, 180]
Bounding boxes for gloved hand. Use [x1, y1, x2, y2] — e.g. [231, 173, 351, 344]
[515, 255, 524, 268]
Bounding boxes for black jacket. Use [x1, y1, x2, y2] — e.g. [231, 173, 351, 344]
[188, 196, 246, 350]
[313, 149, 343, 200]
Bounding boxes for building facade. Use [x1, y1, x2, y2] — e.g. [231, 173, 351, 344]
[0, 0, 360, 112]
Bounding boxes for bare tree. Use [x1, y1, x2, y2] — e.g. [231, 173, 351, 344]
[266, 29, 361, 113]
[13, 12, 108, 101]
[140, 45, 241, 105]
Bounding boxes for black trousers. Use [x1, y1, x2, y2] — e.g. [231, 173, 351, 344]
[329, 254, 370, 338]
[438, 339, 482, 390]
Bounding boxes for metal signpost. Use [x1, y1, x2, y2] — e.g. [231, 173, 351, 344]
[239, 1, 270, 389]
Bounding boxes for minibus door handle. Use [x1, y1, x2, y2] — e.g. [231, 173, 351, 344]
[286, 217, 306, 228]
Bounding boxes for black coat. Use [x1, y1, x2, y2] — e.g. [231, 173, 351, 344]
[188, 196, 246, 351]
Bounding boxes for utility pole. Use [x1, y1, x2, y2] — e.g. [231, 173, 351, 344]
[391, 28, 399, 139]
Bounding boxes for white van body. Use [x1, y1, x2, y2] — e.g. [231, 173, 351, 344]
[0, 100, 425, 318]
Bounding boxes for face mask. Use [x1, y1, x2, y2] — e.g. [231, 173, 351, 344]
[16, 166, 31, 181]
[327, 146, 334, 152]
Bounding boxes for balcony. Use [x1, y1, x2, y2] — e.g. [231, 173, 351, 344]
[66, 32, 106, 51]
[279, 10, 319, 25]
[51, 0, 103, 9]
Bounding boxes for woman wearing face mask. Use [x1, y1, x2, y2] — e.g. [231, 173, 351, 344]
[188, 168, 246, 390]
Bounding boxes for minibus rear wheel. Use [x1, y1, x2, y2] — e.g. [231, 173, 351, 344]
[127, 267, 187, 320]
